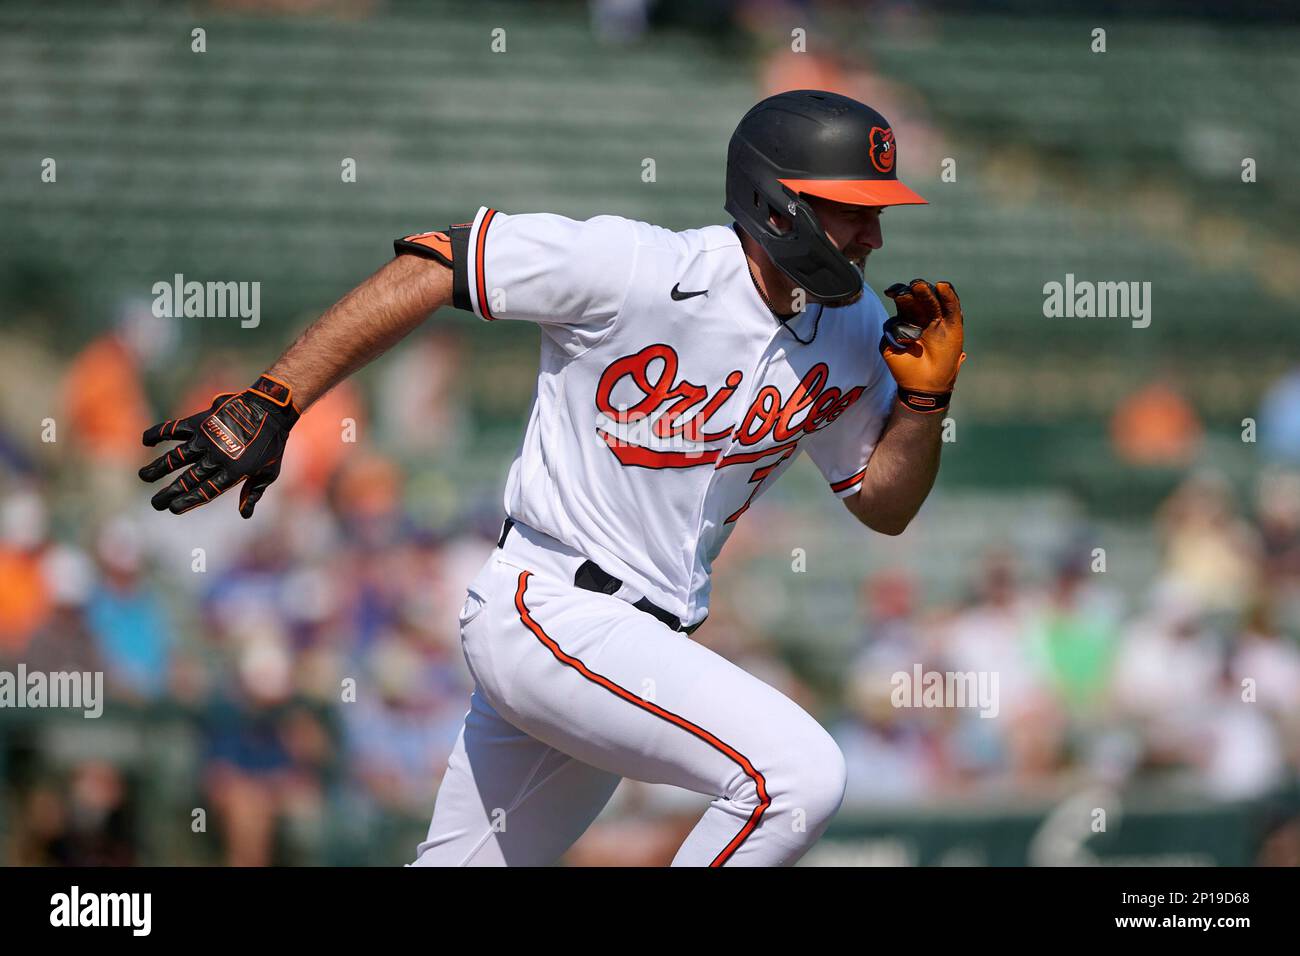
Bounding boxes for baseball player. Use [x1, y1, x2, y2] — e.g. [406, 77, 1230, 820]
[139, 90, 965, 866]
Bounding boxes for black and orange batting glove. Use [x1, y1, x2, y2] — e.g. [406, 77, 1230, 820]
[139, 374, 299, 518]
[880, 279, 966, 413]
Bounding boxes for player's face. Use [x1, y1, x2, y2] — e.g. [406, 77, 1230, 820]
[801, 194, 884, 269]
[759, 194, 886, 307]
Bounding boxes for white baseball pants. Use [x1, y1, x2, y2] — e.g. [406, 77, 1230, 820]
[410, 520, 846, 866]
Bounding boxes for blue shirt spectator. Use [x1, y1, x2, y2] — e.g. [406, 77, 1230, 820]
[84, 581, 171, 698]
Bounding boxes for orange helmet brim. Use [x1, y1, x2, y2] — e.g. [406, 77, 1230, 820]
[779, 177, 928, 207]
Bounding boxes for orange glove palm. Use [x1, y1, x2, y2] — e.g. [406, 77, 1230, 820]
[879, 279, 966, 413]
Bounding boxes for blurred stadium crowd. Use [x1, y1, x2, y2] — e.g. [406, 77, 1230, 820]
[2, 319, 1300, 865]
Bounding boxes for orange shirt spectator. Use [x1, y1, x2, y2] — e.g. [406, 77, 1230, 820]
[62, 335, 151, 464]
[290, 380, 366, 498]
[1111, 381, 1203, 467]
[0, 547, 51, 653]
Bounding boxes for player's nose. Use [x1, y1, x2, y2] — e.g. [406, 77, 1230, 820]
[858, 217, 883, 251]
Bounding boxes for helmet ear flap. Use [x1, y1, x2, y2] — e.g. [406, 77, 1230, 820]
[725, 136, 862, 303]
[782, 198, 864, 301]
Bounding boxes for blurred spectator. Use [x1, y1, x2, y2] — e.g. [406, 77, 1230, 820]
[202, 638, 331, 867]
[942, 550, 1044, 714]
[1231, 597, 1300, 722]
[837, 567, 948, 802]
[836, 664, 942, 805]
[61, 333, 151, 466]
[1256, 468, 1300, 587]
[1110, 379, 1203, 468]
[376, 328, 468, 458]
[342, 633, 466, 812]
[83, 518, 171, 700]
[1196, 665, 1287, 801]
[1258, 366, 1300, 466]
[856, 568, 922, 665]
[1157, 470, 1262, 614]
[0, 487, 53, 655]
[287, 380, 367, 500]
[1111, 582, 1223, 772]
[24, 544, 101, 674]
[1025, 552, 1121, 715]
[12, 763, 136, 866]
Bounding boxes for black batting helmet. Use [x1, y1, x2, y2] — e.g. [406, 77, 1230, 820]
[724, 90, 927, 304]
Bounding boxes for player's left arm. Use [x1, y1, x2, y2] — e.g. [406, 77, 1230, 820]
[843, 405, 944, 535]
[843, 279, 965, 535]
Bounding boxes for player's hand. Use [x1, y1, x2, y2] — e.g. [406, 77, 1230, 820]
[880, 278, 966, 413]
[139, 375, 299, 518]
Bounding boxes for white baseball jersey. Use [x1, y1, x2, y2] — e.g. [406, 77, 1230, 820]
[399, 206, 897, 629]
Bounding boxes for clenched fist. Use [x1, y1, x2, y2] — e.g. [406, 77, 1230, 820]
[139, 375, 299, 518]
[879, 279, 966, 413]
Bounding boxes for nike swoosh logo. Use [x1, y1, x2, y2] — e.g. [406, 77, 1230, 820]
[670, 283, 708, 301]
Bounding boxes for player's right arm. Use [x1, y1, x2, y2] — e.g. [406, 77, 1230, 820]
[139, 207, 633, 519]
[138, 252, 453, 518]
[266, 252, 453, 410]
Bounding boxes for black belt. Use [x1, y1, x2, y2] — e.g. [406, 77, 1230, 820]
[497, 517, 702, 635]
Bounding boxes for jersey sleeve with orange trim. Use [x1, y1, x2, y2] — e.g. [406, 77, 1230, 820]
[396, 206, 637, 327]
[803, 373, 895, 498]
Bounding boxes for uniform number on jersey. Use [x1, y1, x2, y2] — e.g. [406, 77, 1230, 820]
[724, 442, 800, 523]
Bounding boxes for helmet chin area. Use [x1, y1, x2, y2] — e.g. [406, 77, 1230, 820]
[805, 257, 865, 308]
[766, 251, 865, 309]
[813, 285, 865, 308]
